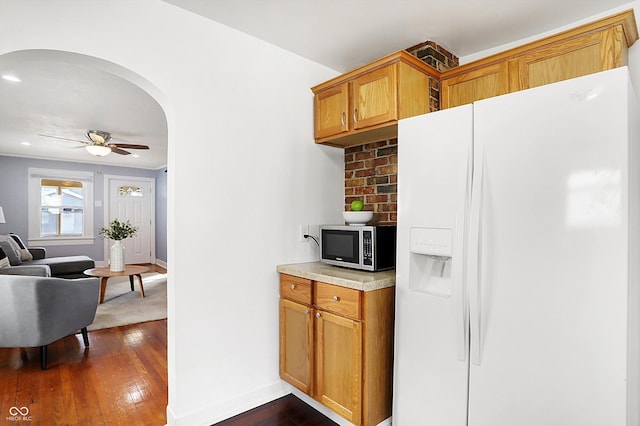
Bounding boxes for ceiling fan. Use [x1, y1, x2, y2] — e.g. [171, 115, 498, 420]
[39, 130, 150, 156]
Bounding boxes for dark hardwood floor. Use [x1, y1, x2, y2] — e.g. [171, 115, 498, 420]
[214, 394, 338, 426]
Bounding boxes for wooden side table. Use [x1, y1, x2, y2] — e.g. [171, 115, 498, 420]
[84, 265, 149, 304]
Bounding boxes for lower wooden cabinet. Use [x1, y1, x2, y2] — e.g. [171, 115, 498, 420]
[279, 273, 394, 426]
[315, 309, 362, 424]
[279, 298, 313, 395]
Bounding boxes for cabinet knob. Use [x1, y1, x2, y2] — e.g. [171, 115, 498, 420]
[290, 284, 295, 290]
[333, 296, 340, 302]
[304, 309, 310, 315]
[316, 313, 321, 318]
[341, 111, 346, 129]
[353, 108, 358, 124]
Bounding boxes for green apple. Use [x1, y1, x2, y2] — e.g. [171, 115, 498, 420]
[351, 200, 364, 211]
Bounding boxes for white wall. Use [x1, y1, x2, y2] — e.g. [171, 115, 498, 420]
[460, 1, 640, 91]
[0, 1, 343, 424]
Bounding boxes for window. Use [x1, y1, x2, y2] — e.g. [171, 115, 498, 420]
[118, 185, 143, 197]
[28, 168, 94, 246]
[40, 179, 84, 236]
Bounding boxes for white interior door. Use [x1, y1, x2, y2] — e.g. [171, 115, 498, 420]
[107, 176, 154, 265]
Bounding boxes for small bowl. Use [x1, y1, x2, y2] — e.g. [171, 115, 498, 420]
[343, 211, 373, 226]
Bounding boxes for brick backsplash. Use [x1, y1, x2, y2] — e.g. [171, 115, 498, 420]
[406, 41, 459, 112]
[342, 41, 458, 226]
[345, 140, 398, 226]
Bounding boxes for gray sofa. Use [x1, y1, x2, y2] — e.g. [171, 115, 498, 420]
[0, 234, 95, 278]
[0, 274, 100, 369]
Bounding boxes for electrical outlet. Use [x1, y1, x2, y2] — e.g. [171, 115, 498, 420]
[299, 225, 309, 242]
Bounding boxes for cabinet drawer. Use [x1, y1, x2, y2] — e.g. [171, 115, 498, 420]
[315, 282, 361, 320]
[280, 274, 312, 305]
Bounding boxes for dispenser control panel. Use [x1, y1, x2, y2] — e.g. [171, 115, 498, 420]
[410, 227, 453, 257]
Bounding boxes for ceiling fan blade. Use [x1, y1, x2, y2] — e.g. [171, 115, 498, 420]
[39, 134, 88, 144]
[111, 147, 132, 155]
[110, 143, 150, 150]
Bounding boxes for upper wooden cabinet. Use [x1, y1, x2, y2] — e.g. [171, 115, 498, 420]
[511, 25, 627, 90]
[441, 10, 638, 109]
[441, 62, 509, 109]
[312, 50, 438, 147]
[312, 10, 637, 144]
[314, 83, 349, 140]
[351, 66, 397, 131]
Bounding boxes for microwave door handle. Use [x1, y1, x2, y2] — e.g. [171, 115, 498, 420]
[359, 228, 364, 267]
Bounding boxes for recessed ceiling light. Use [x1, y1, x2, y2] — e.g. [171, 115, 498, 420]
[132, 154, 140, 158]
[2, 75, 21, 82]
[21, 141, 31, 146]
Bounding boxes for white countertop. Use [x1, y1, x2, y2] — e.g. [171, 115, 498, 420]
[276, 261, 396, 292]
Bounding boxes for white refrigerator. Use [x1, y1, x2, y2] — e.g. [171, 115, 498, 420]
[393, 67, 640, 425]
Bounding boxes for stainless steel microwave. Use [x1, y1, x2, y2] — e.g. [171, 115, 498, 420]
[319, 225, 396, 272]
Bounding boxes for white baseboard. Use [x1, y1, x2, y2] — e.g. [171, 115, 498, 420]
[155, 258, 167, 269]
[165, 380, 288, 426]
[378, 417, 393, 426]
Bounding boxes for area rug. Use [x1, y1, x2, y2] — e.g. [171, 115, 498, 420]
[87, 271, 167, 331]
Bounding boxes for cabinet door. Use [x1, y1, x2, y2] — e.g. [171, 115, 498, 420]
[352, 65, 397, 130]
[441, 62, 509, 109]
[280, 299, 313, 395]
[511, 27, 623, 90]
[315, 310, 362, 425]
[314, 83, 349, 139]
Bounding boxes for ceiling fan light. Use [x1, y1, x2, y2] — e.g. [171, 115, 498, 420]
[85, 145, 111, 156]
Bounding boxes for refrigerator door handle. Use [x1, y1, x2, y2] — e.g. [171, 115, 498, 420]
[454, 215, 468, 363]
[469, 142, 484, 366]
[454, 144, 473, 363]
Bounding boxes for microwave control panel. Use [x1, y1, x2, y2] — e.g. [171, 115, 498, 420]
[363, 230, 373, 266]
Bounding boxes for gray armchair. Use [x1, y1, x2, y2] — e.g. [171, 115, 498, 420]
[0, 275, 100, 369]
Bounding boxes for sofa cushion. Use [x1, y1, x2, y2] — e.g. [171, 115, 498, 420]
[0, 264, 51, 277]
[0, 237, 22, 266]
[27, 247, 46, 260]
[9, 234, 33, 262]
[0, 247, 9, 269]
[26, 255, 95, 277]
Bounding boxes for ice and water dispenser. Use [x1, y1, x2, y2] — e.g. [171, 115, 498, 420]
[409, 227, 454, 297]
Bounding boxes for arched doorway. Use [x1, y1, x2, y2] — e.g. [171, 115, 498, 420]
[0, 48, 171, 424]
